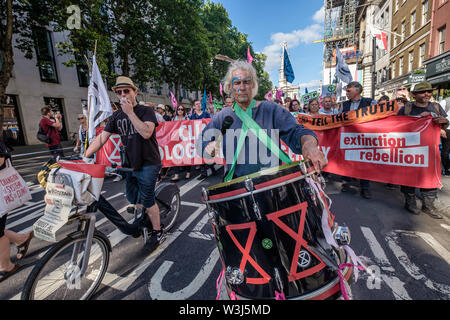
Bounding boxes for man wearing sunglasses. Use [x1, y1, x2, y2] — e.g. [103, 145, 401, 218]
[85, 76, 164, 251]
[397, 81, 449, 219]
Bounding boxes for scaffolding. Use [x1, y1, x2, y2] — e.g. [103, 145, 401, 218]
[323, 0, 359, 64]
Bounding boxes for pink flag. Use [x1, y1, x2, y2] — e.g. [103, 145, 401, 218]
[219, 83, 223, 97]
[264, 89, 273, 101]
[247, 46, 253, 64]
[209, 91, 213, 105]
[170, 91, 178, 109]
[275, 89, 283, 101]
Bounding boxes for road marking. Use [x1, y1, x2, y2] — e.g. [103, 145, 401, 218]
[360, 226, 411, 300]
[386, 230, 450, 297]
[179, 176, 203, 196]
[440, 224, 450, 232]
[148, 247, 219, 300]
[189, 213, 214, 240]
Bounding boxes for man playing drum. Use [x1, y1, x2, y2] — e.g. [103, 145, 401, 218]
[200, 60, 327, 179]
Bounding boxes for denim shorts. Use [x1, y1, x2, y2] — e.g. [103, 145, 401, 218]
[125, 165, 161, 209]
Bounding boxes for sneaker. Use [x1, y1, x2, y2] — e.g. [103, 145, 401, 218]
[341, 183, 351, 193]
[144, 229, 166, 251]
[171, 174, 180, 182]
[127, 205, 136, 214]
[185, 172, 191, 179]
[360, 189, 372, 199]
[113, 175, 123, 182]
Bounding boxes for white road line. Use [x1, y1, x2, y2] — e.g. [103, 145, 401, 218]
[415, 232, 450, 265]
[189, 214, 213, 240]
[360, 226, 411, 300]
[441, 224, 450, 232]
[386, 230, 450, 297]
[148, 247, 219, 299]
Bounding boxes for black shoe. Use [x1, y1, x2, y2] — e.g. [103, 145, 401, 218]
[127, 205, 135, 214]
[341, 183, 351, 192]
[386, 183, 396, 190]
[422, 196, 444, 219]
[144, 229, 166, 251]
[360, 189, 372, 199]
[404, 194, 420, 215]
[199, 173, 208, 179]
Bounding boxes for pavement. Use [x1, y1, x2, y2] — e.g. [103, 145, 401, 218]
[9, 141, 74, 159]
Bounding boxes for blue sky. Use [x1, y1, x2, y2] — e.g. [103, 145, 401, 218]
[211, 1, 325, 92]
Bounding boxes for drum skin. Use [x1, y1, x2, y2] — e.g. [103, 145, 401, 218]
[207, 162, 339, 299]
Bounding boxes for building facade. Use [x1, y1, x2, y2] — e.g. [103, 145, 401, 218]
[382, 0, 432, 95]
[4, 30, 198, 146]
[424, 0, 450, 96]
[374, 0, 393, 97]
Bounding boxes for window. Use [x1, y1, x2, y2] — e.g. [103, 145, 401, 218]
[408, 51, 414, 72]
[399, 56, 404, 75]
[393, 28, 398, 47]
[438, 26, 446, 54]
[401, 21, 406, 41]
[422, 1, 429, 26]
[411, 11, 416, 34]
[392, 60, 397, 78]
[419, 43, 426, 66]
[395, 0, 399, 12]
[33, 28, 58, 83]
[75, 55, 89, 87]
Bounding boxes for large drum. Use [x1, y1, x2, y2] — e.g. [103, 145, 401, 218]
[203, 161, 353, 300]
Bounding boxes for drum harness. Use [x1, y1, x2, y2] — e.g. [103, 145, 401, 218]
[214, 100, 367, 300]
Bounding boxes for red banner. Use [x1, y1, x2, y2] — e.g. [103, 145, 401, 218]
[95, 127, 123, 167]
[95, 117, 442, 189]
[316, 116, 442, 189]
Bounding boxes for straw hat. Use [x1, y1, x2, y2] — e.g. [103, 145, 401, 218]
[112, 76, 138, 91]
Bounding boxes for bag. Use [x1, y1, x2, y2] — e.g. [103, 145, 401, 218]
[0, 159, 32, 217]
[37, 123, 51, 144]
[37, 159, 61, 189]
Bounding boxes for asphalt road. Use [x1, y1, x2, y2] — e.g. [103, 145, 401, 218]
[0, 153, 449, 301]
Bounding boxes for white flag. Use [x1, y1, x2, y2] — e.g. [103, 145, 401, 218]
[335, 46, 353, 84]
[87, 56, 112, 143]
[369, 25, 388, 51]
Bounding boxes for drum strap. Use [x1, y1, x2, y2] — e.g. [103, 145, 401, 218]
[224, 100, 292, 182]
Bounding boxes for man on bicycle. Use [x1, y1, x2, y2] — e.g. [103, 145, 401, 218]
[85, 76, 164, 251]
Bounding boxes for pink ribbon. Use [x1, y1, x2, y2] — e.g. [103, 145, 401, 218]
[216, 268, 225, 300]
[275, 290, 286, 300]
[338, 263, 365, 300]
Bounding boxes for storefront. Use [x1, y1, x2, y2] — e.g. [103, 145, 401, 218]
[424, 50, 450, 96]
[1, 95, 26, 146]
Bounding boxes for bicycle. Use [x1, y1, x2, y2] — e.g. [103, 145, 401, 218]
[21, 158, 180, 300]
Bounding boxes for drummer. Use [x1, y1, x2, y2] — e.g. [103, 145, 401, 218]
[199, 60, 327, 180]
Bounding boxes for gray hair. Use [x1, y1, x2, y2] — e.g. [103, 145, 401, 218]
[346, 81, 363, 93]
[223, 60, 259, 99]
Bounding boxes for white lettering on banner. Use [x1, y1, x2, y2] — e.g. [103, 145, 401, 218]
[321, 146, 330, 160]
[340, 132, 421, 149]
[345, 146, 429, 167]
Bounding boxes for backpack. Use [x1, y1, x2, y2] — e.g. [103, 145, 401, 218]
[36, 123, 51, 144]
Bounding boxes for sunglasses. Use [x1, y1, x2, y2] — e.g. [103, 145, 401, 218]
[415, 90, 433, 94]
[177, 108, 184, 111]
[115, 89, 130, 95]
[77, 117, 85, 120]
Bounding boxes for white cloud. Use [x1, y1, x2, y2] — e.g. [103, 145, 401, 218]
[262, 24, 322, 75]
[313, 6, 325, 24]
[298, 79, 322, 91]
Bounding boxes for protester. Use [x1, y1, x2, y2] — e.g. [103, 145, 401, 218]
[397, 81, 449, 219]
[320, 96, 339, 115]
[378, 95, 390, 103]
[163, 105, 173, 121]
[340, 81, 378, 199]
[284, 97, 292, 111]
[39, 107, 64, 159]
[85, 76, 165, 251]
[308, 98, 321, 116]
[74, 114, 87, 155]
[155, 104, 166, 123]
[208, 104, 216, 116]
[289, 99, 303, 117]
[171, 106, 193, 181]
[199, 60, 326, 179]
[190, 100, 215, 178]
[0, 139, 33, 283]
[224, 96, 234, 108]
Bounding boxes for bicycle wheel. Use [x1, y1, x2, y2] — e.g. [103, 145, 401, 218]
[22, 232, 109, 300]
[160, 191, 180, 232]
